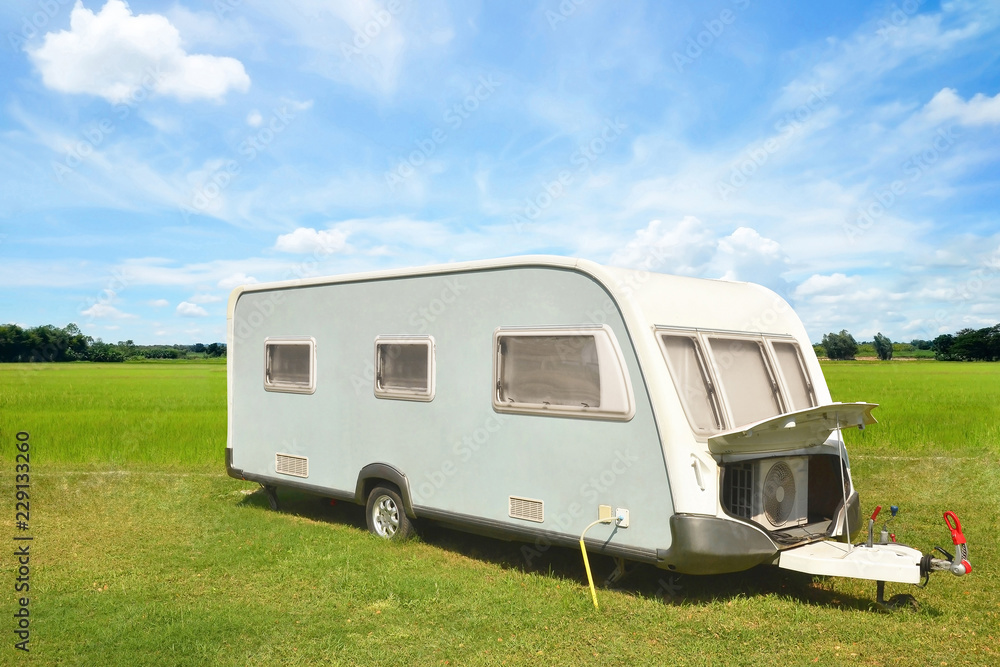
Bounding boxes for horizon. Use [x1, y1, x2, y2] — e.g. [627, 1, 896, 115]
[2, 1, 998, 345]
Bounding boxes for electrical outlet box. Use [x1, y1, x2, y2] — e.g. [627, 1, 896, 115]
[598, 505, 613, 522]
[615, 508, 630, 528]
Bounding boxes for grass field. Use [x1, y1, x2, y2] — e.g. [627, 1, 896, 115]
[1, 360, 997, 665]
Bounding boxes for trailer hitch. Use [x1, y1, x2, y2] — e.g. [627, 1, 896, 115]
[869, 509, 971, 610]
[919, 511, 972, 582]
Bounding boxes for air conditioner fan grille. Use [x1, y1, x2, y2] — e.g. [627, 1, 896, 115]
[762, 461, 796, 527]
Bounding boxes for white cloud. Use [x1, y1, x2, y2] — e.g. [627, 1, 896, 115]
[247, 110, 263, 127]
[176, 301, 209, 317]
[609, 217, 716, 276]
[80, 303, 136, 319]
[275, 227, 350, 255]
[609, 218, 789, 294]
[794, 273, 860, 297]
[188, 293, 224, 304]
[254, 0, 455, 96]
[218, 273, 258, 289]
[923, 88, 1000, 126]
[27, 0, 250, 104]
[149, 299, 170, 307]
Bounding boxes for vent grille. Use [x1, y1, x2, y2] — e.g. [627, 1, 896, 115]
[724, 463, 754, 520]
[275, 453, 308, 478]
[762, 461, 796, 527]
[509, 496, 544, 523]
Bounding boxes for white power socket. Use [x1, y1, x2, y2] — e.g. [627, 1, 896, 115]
[615, 508, 630, 528]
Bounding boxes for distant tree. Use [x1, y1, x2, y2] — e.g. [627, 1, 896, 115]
[873, 333, 893, 361]
[117, 339, 137, 360]
[910, 339, 933, 350]
[988, 324, 1000, 361]
[822, 330, 858, 360]
[88, 340, 124, 362]
[933, 334, 955, 360]
[205, 342, 226, 358]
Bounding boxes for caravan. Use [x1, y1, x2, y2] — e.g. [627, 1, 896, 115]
[226, 256, 969, 596]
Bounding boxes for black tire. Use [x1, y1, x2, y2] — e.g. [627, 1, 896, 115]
[365, 484, 414, 540]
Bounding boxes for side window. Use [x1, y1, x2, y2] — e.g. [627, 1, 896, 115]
[264, 338, 316, 394]
[658, 334, 725, 434]
[771, 341, 815, 411]
[493, 325, 634, 420]
[374, 336, 435, 401]
[708, 337, 783, 427]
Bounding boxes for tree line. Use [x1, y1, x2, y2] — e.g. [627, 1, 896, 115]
[818, 324, 1000, 361]
[0, 323, 226, 363]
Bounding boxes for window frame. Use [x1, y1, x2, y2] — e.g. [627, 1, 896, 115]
[373, 335, 436, 402]
[655, 330, 726, 436]
[263, 336, 316, 394]
[705, 334, 786, 427]
[767, 338, 817, 411]
[492, 324, 635, 421]
[656, 328, 820, 436]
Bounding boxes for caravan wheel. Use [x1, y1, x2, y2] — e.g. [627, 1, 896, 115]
[366, 485, 414, 540]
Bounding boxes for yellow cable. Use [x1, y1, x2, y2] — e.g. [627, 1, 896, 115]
[579, 517, 613, 610]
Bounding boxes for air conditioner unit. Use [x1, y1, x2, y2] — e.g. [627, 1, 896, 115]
[752, 458, 808, 531]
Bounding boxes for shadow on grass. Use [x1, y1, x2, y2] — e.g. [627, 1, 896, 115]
[236, 486, 929, 614]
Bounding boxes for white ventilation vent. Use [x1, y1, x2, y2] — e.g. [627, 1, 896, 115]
[275, 453, 308, 478]
[509, 496, 544, 523]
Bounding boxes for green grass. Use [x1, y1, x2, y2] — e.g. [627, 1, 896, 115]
[2, 361, 998, 665]
[822, 359, 1000, 457]
[0, 362, 225, 465]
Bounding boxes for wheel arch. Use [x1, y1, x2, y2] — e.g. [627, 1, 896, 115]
[355, 463, 416, 518]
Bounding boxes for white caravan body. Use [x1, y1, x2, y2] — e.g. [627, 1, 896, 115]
[227, 256, 875, 576]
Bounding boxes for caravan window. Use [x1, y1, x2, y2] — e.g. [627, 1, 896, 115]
[771, 341, 815, 411]
[264, 338, 316, 394]
[658, 334, 724, 434]
[708, 337, 783, 427]
[375, 336, 435, 401]
[493, 325, 634, 420]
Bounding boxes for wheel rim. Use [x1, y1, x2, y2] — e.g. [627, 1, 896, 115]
[372, 494, 399, 538]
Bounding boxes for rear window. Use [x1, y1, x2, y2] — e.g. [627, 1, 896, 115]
[772, 341, 815, 411]
[708, 337, 783, 426]
[658, 334, 723, 434]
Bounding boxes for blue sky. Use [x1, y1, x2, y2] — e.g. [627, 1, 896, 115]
[1, 0, 998, 345]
